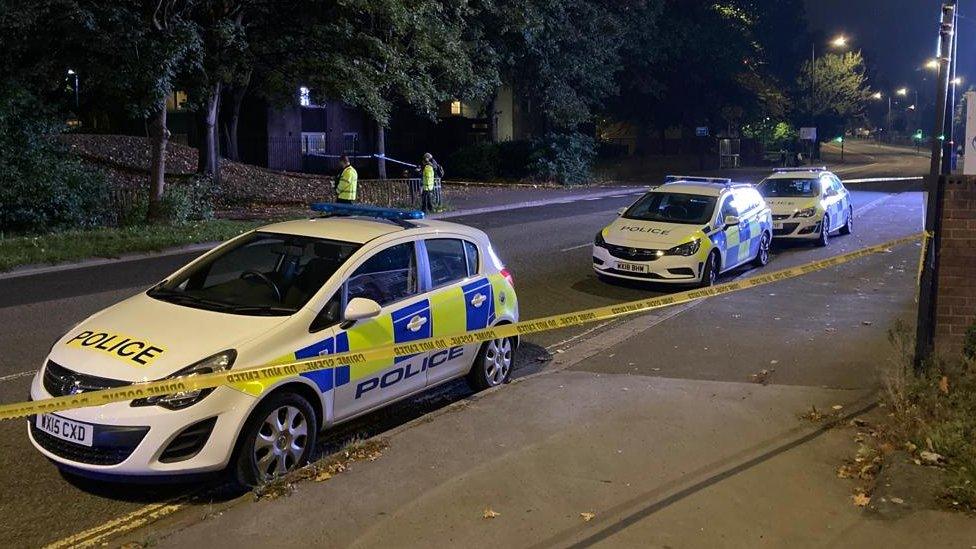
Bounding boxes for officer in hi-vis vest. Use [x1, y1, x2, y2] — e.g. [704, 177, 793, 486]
[335, 155, 358, 204]
[421, 152, 435, 213]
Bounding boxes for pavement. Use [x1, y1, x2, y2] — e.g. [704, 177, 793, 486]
[2, 143, 966, 548]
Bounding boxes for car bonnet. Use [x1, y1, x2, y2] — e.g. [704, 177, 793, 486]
[46, 292, 288, 383]
[603, 216, 706, 249]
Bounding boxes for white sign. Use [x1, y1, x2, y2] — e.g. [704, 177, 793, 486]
[799, 127, 817, 141]
[964, 91, 976, 175]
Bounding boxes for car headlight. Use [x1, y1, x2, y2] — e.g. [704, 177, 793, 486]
[594, 230, 607, 247]
[666, 239, 701, 257]
[793, 207, 817, 218]
[131, 350, 236, 410]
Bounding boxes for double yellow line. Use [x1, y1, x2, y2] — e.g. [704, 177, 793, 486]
[0, 233, 925, 422]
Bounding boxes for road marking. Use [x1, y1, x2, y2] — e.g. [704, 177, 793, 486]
[0, 370, 36, 383]
[43, 493, 198, 549]
[561, 243, 592, 252]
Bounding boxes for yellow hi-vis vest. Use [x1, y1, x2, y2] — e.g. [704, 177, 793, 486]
[337, 165, 358, 200]
[422, 164, 435, 191]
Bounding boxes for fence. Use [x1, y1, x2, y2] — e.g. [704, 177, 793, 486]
[355, 178, 443, 210]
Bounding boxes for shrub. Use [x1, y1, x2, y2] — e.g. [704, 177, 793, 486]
[447, 142, 500, 179]
[159, 176, 216, 225]
[528, 132, 596, 185]
[0, 86, 112, 233]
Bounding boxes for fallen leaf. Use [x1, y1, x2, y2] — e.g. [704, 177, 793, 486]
[832, 404, 844, 410]
[890, 497, 905, 505]
[852, 493, 871, 507]
[580, 512, 596, 522]
[919, 450, 945, 465]
[862, 321, 873, 326]
[939, 376, 949, 395]
[483, 507, 500, 519]
[314, 470, 333, 482]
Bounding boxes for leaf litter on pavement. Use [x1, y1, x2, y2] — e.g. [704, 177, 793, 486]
[255, 438, 389, 500]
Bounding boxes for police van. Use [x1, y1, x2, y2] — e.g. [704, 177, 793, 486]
[756, 167, 852, 246]
[28, 204, 519, 485]
[593, 176, 773, 286]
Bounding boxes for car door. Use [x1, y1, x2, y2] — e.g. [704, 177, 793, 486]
[329, 240, 432, 420]
[423, 237, 490, 387]
[717, 193, 746, 270]
[820, 175, 844, 231]
[831, 176, 851, 228]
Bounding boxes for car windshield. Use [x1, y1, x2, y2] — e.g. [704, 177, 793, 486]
[758, 178, 819, 197]
[148, 232, 360, 316]
[623, 192, 717, 225]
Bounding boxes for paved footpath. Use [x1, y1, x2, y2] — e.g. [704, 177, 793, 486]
[115, 192, 975, 548]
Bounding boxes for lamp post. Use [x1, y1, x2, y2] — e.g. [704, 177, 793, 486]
[809, 34, 849, 162]
[67, 69, 78, 109]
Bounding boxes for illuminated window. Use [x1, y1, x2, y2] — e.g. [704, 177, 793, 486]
[299, 87, 311, 107]
[450, 100, 462, 116]
[301, 132, 327, 154]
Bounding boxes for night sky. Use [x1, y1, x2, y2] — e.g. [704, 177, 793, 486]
[803, 0, 973, 103]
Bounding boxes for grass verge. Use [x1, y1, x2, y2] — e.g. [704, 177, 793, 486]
[0, 220, 266, 272]
[838, 320, 976, 511]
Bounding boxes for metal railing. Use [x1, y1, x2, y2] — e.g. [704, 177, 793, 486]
[351, 178, 443, 210]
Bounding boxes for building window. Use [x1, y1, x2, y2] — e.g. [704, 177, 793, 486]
[342, 132, 359, 154]
[299, 86, 311, 107]
[450, 100, 462, 116]
[301, 133, 327, 154]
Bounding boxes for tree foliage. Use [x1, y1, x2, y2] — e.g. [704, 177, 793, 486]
[797, 51, 872, 134]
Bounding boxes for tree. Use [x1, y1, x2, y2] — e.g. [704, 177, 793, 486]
[797, 51, 872, 139]
[79, 0, 200, 220]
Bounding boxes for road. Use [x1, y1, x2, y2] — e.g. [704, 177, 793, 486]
[0, 152, 925, 547]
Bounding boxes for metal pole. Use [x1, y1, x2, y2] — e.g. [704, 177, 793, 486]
[943, 4, 959, 175]
[915, 0, 957, 371]
[887, 97, 892, 143]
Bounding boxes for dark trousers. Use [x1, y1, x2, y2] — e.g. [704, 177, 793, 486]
[337, 198, 354, 204]
[421, 190, 433, 212]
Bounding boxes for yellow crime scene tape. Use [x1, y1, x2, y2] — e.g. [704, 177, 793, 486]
[0, 232, 927, 422]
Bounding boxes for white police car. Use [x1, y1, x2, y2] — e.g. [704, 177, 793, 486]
[593, 176, 773, 286]
[28, 204, 519, 485]
[757, 167, 852, 246]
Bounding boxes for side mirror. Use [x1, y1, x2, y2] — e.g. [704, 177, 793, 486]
[724, 215, 740, 226]
[617, 207, 627, 216]
[343, 297, 382, 323]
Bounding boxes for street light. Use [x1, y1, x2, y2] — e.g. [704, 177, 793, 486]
[926, 58, 940, 70]
[809, 33, 850, 162]
[896, 87, 908, 96]
[952, 76, 963, 85]
[831, 35, 849, 49]
[66, 69, 78, 109]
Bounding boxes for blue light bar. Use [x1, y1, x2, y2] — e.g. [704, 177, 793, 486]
[310, 202, 425, 220]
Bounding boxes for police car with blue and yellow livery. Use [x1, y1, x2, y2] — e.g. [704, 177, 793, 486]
[593, 176, 773, 286]
[756, 167, 852, 246]
[28, 204, 518, 485]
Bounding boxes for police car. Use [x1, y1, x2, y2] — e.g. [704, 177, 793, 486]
[593, 176, 773, 286]
[756, 167, 852, 246]
[28, 204, 519, 485]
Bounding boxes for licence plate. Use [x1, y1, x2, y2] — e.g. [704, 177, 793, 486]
[616, 262, 648, 273]
[36, 414, 94, 447]
[773, 221, 783, 229]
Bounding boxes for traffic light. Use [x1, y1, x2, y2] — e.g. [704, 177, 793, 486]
[914, 130, 923, 140]
[834, 136, 844, 143]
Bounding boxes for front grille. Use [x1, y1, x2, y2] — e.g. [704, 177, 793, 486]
[605, 268, 664, 280]
[773, 223, 800, 236]
[43, 360, 130, 397]
[30, 421, 149, 465]
[160, 418, 217, 463]
[601, 244, 662, 262]
[772, 214, 792, 221]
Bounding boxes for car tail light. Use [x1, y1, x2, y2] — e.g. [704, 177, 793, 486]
[500, 268, 514, 287]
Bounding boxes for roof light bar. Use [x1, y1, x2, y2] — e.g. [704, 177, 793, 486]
[310, 202, 425, 220]
[772, 166, 828, 173]
[664, 175, 732, 184]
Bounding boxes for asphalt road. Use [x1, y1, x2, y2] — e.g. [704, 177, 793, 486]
[0, 153, 925, 547]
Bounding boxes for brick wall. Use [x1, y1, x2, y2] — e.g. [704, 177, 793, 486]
[934, 175, 976, 355]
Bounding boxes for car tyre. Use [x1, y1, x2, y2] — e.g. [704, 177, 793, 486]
[752, 232, 771, 267]
[839, 207, 853, 235]
[233, 391, 318, 487]
[817, 215, 830, 247]
[466, 336, 515, 391]
[698, 251, 719, 288]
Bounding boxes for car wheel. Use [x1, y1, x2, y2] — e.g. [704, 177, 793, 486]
[466, 336, 515, 391]
[817, 215, 830, 247]
[698, 251, 719, 288]
[753, 232, 771, 267]
[840, 207, 853, 235]
[234, 391, 318, 487]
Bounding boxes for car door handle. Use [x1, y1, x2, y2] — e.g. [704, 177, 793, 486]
[406, 315, 428, 332]
[470, 293, 487, 308]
